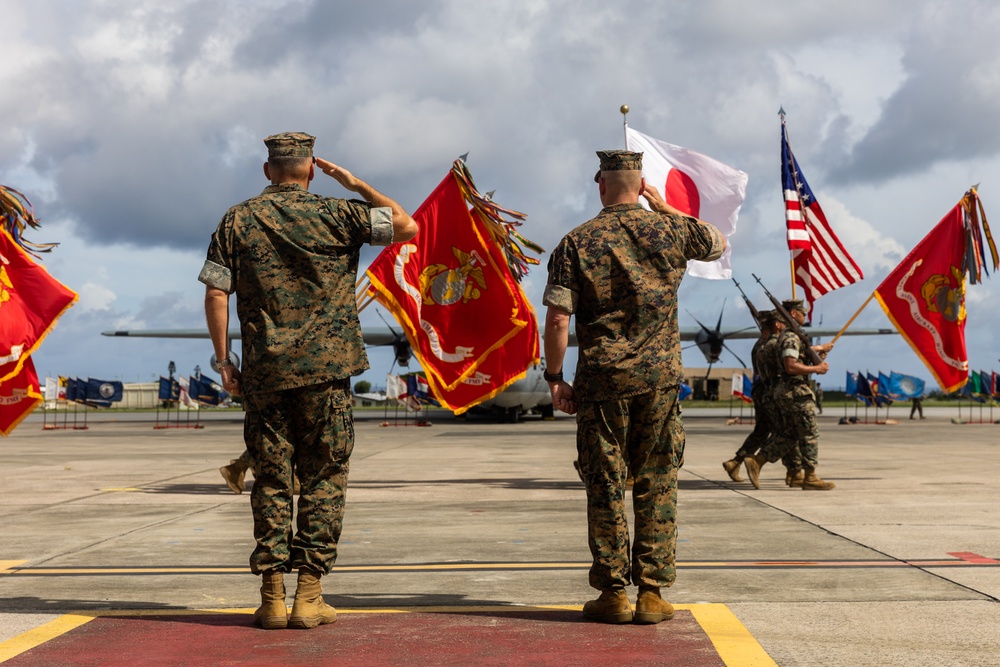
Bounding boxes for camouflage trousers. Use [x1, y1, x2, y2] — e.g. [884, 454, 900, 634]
[735, 396, 771, 459]
[761, 395, 818, 470]
[576, 386, 683, 591]
[244, 379, 354, 575]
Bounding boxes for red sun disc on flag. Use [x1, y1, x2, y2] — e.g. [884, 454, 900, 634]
[664, 168, 700, 217]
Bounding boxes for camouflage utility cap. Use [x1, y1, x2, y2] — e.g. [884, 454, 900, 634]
[757, 309, 776, 324]
[264, 132, 315, 158]
[594, 150, 643, 182]
[782, 299, 807, 314]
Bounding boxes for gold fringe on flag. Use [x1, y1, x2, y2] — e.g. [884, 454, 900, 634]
[0, 185, 58, 258]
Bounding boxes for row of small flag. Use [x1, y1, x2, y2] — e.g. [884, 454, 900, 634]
[956, 370, 1000, 403]
[846, 371, 925, 407]
[43, 377, 123, 408]
[385, 373, 438, 411]
[158, 375, 227, 407]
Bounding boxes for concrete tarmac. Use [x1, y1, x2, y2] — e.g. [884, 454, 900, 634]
[0, 406, 998, 665]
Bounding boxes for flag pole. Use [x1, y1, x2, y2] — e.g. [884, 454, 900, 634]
[621, 104, 629, 148]
[829, 292, 876, 345]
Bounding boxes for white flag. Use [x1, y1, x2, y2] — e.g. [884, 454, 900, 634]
[626, 127, 748, 279]
[385, 374, 406, 400]
[731, 372, 744, 399]
[44, 377, 59, 401]
[176, 376, 199, 408]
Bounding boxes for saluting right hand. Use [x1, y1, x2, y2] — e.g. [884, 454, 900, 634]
[642, 184, 686, 217]
[315, 157, 360, 192]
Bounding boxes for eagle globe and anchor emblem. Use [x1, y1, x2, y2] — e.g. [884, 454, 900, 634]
[419, 247, 487, 306]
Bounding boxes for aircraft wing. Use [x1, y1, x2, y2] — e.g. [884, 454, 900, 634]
[103, 327, 894, 343]
[102, 329, 226, 339]
[102, 329, 405, 346]
[680, 326, 898, 341]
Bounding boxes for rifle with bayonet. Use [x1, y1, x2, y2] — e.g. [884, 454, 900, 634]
[751, 273, 824, 365]
[731, 277, 761, 328]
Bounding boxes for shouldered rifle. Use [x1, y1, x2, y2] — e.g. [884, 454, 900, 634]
[751, 273, 823, 365]
[731, 277, 760, 328]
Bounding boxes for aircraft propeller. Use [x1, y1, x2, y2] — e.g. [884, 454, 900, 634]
[682, 299, 753, 379]
[375, 310, 413, 371]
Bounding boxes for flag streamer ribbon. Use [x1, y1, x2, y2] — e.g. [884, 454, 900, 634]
[450, 159, 542, 281]
[962, 187, 998, 284]
[0, 185, 58, 258]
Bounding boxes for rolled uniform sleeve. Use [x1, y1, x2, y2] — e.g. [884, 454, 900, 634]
[199, 214, 236, 293]
[682, 217, 726, 262]
[781, 333, 803, 359]
[542, 237, 579, 314]
[369, 206, 394, 246]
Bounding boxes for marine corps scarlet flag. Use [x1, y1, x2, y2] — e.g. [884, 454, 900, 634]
[364, 160, 540, 414]
[0, 356, 43, 436]
[0, 228, 78, 384]
[874, 189, 997, 393]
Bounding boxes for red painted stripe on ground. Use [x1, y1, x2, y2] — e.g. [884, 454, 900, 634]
[3, 611, 729, 667]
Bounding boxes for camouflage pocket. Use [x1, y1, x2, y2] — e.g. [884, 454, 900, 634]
[329, 389, 355, 461]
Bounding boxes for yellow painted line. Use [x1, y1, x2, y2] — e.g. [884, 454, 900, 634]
[100, 487, 141, 492]
[0, 614, 95, 664]
[0, 562, 26, 574]
[689, 603, 778, 667]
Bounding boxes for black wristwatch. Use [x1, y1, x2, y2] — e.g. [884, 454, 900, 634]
[543, 369, 563, 383]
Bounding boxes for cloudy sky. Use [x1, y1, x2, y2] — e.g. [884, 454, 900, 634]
[5, 0, 999, 394]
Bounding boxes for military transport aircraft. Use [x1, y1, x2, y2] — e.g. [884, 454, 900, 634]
[102, 306, 895, 421]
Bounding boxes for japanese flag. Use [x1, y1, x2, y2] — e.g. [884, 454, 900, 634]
[626, 127, 748, 279]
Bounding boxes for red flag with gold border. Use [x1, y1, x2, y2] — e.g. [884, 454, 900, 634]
[0, 356, 43, 436]
[873, 193, 993, 393]
[0, 229, 78, 384]
[365, 165, 539, 414]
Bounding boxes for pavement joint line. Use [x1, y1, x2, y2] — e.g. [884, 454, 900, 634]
[0, 604, 776, 667]
[3, 556, 998, 577]
[23, 502, 234, 570]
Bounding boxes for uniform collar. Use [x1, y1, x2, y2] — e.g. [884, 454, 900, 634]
[262, 183, 306, 194]
[601, 202, 643, 213]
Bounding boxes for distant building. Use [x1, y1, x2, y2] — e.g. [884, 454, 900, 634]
[683, 367, 752, 401]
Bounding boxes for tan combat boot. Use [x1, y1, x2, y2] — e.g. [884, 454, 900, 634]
[743, 453, 767, 489]
[219, 459, 248, 494]
[582, 589, 633, 624]
[722, 458, 744, 482]
[634, 586, 675, 625]
[288, 569, 337, 629]
[801, 470, 836, 490]
[785, 469, 804, 487]
[253, 571, 288, 629]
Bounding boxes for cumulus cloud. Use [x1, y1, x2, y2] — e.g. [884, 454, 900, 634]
[832, 4, 1000, 183]
[4, 0, 999, 388]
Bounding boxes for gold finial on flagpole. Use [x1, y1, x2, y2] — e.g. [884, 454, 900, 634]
[621, 104, 629, 148]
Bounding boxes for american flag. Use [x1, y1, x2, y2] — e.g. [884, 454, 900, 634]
[781, 116, 863, 317]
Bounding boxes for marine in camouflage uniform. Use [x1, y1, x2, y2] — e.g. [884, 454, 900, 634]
[543, 150, 725, 624]
[199, 132, 416, 629]
[744, 300, 835, 491]
[722, 310, 777, 482]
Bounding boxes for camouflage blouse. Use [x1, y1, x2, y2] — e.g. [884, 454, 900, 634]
[544, 203, 724, 401]
[199, 183, 392, 396]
